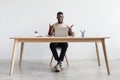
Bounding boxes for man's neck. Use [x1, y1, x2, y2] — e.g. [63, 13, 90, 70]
[58, 22, 63, 24]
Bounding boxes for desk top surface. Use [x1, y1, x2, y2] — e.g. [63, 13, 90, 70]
[10, 36, 110, 39]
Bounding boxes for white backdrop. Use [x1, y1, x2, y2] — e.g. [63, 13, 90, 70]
[0, 0, 120, 60]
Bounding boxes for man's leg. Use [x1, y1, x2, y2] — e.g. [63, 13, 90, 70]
[50, 43, 62, 72]
[50, 43, 59, 62]
[59, 43, 68, 62]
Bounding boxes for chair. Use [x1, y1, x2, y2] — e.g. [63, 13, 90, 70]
[50, 48, 69, 67]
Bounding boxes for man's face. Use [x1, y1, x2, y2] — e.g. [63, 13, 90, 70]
[57, 14, 64, 23]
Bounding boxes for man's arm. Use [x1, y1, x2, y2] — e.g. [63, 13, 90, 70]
[68, 25, 74, 36]
[48, 24, 54, 36]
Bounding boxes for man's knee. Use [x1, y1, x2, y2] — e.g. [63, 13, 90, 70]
[50, 43, 57, 49]
[62, 43, 68, 48]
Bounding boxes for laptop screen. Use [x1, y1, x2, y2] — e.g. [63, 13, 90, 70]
[54, 27, 68, 37]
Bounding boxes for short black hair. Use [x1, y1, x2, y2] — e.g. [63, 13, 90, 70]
[57, 12, 63, 16]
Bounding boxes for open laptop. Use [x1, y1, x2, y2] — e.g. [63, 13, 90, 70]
[54, 27, 68, 37]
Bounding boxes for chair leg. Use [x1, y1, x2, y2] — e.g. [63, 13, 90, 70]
[50, 56, 54, 67]
[65, 55, 69, 66]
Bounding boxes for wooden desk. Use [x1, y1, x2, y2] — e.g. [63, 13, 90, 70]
[9, 37, 110, 76]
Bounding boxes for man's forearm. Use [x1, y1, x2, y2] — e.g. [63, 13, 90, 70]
[68, 28, 73, 36]
[48, 27, 54, 36]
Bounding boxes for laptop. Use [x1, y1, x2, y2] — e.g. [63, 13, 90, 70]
[54, 27, 68, 37]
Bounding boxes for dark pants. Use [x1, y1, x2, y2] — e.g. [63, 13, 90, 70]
[50, 42, 68, 62]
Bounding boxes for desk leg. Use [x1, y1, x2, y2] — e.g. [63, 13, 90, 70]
[19, 42, 24, 67]
[9, 39, 18, 76]
[95, 42, 100, 66]
[102, 39, 110, 75]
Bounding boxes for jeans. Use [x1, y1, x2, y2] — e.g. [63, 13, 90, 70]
[50, 42, 68, 62]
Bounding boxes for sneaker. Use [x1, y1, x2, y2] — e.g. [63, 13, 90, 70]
[54, 64, 61, 72]
[59, 64, 64, 70]
[58, 61, 64, 70]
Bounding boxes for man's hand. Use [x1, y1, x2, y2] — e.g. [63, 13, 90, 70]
[67, 25, 74, 29]
[67, 25, 74, 36]
[49, 24, 54, 28]
[70, 25, 74, 28]
[48, 24, 54, 36]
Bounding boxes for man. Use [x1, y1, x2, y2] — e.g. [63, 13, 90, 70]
[48, 12, 73, 72]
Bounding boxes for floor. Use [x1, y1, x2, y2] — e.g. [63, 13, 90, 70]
[0, 59, 120, 80]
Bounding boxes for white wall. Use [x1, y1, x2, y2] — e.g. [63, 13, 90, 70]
[0, 0, 120, 60]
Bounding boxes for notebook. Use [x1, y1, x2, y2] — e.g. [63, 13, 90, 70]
[54, 27, 68, 37]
